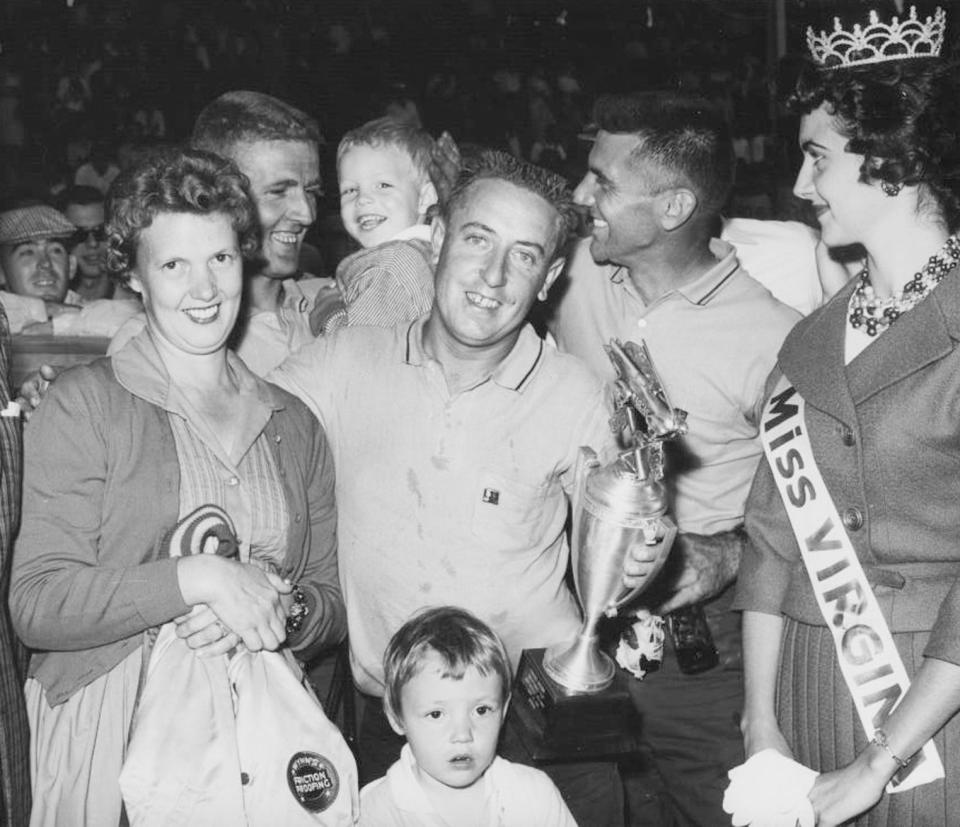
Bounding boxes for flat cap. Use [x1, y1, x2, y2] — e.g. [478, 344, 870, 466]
[0, 206, 76, 246]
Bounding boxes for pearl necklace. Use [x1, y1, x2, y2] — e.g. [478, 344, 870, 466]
[849, 234, 960, 336]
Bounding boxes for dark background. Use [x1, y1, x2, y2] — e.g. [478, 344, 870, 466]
[1, 1, 956, 234]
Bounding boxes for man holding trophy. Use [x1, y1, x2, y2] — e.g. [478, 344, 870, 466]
[270, 149, 672, 826]
[510, 337, 688, 764]
[549, 91, 801, 824]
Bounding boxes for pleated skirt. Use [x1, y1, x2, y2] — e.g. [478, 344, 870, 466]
[778, 616, 960, 826]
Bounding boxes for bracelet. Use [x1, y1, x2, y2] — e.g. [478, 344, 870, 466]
[285, 585, 310, 635]
[870, 727, 911, 770]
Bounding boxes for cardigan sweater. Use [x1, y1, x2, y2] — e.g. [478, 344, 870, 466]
[10, 332, 345, 706]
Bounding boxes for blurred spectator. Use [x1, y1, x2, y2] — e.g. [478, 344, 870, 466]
[0, 69, 26, 196]
[0, 205, 138, 336]
[57, 185, 112, 302]
[131, 100, 167, 141]
[54, 62, 90, 122]
[383, 84, 422, 128]
[0, 0, 816, 268]
[0, 206, 79, 333]
[73, 140, 120, 195]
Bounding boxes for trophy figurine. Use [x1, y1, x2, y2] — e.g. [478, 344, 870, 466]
[510, 338, 686, 760]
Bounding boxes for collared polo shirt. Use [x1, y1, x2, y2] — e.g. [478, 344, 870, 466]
[549, 238, 800, 535]
[270, 317, 613, 695]
[238, 277, 330, 375]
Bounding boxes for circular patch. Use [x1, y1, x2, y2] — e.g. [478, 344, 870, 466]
[287, 752, 340, 813]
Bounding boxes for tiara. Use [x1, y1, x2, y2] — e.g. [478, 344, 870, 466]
[806, 6, 946, 69]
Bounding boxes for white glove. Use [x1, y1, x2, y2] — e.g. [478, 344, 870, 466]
[723, 749, 818, 827]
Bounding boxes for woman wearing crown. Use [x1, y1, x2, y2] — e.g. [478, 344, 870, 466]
[733, 6, 960, 826]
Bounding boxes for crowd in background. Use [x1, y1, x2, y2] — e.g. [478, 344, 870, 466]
[0, 0, 831, 264]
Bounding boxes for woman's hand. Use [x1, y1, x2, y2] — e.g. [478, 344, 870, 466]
[247, 557, 296, 619]
[177, 555, 293, 652]
[173, 603, 241, 657]
[807, 752, 890, 827]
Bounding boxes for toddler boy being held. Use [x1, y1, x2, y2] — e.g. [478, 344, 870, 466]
[315, 118, 438, 334]
[359, 607, 577, 827]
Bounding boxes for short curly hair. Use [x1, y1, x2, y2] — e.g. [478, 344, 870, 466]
[443, 150, 578, 261]
[106, 147, 260, 285]
[790, 59, 960, 231]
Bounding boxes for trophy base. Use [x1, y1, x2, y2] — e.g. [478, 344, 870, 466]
[508, 648, 644, 762]
[543, 635, 616, 693]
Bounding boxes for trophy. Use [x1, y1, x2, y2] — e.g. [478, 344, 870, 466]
[509, 339, 686, 761]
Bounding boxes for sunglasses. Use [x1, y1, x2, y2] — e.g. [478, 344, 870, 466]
[69, 224, 107, 246]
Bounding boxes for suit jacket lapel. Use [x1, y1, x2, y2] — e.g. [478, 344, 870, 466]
[780, 279, 858, 426]
[780, 269, 960, 416]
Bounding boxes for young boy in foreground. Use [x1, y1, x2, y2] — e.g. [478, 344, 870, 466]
[359, 606, 577, 826]
[313, 117, 438, 334]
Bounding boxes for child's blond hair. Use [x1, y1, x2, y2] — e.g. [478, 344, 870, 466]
[336, 117, 436, 182]
[383, 606, 511, 722]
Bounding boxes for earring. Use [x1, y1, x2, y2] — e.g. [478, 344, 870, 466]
[882, 181, 902, 197]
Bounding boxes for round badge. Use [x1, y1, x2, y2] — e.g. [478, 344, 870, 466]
[287, 751, 340, 813]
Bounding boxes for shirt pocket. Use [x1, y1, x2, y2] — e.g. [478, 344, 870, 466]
[470, 470, 547, 553]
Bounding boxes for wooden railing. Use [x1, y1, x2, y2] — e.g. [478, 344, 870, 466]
[9, 335, 110, 393]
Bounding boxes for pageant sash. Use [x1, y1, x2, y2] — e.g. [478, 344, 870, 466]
[760, 379, 943, 792]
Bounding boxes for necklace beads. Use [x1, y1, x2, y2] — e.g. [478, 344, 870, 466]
[848, 235, 960, 336]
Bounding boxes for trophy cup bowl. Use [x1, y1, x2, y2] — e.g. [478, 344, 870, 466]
[542, 446, 676, 692]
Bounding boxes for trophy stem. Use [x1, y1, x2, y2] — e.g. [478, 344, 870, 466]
[543, 622, 615, 693]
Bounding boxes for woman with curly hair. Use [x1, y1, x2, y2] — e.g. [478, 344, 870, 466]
[734, 7, 960, 827]
[10, 147, 346, 826]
